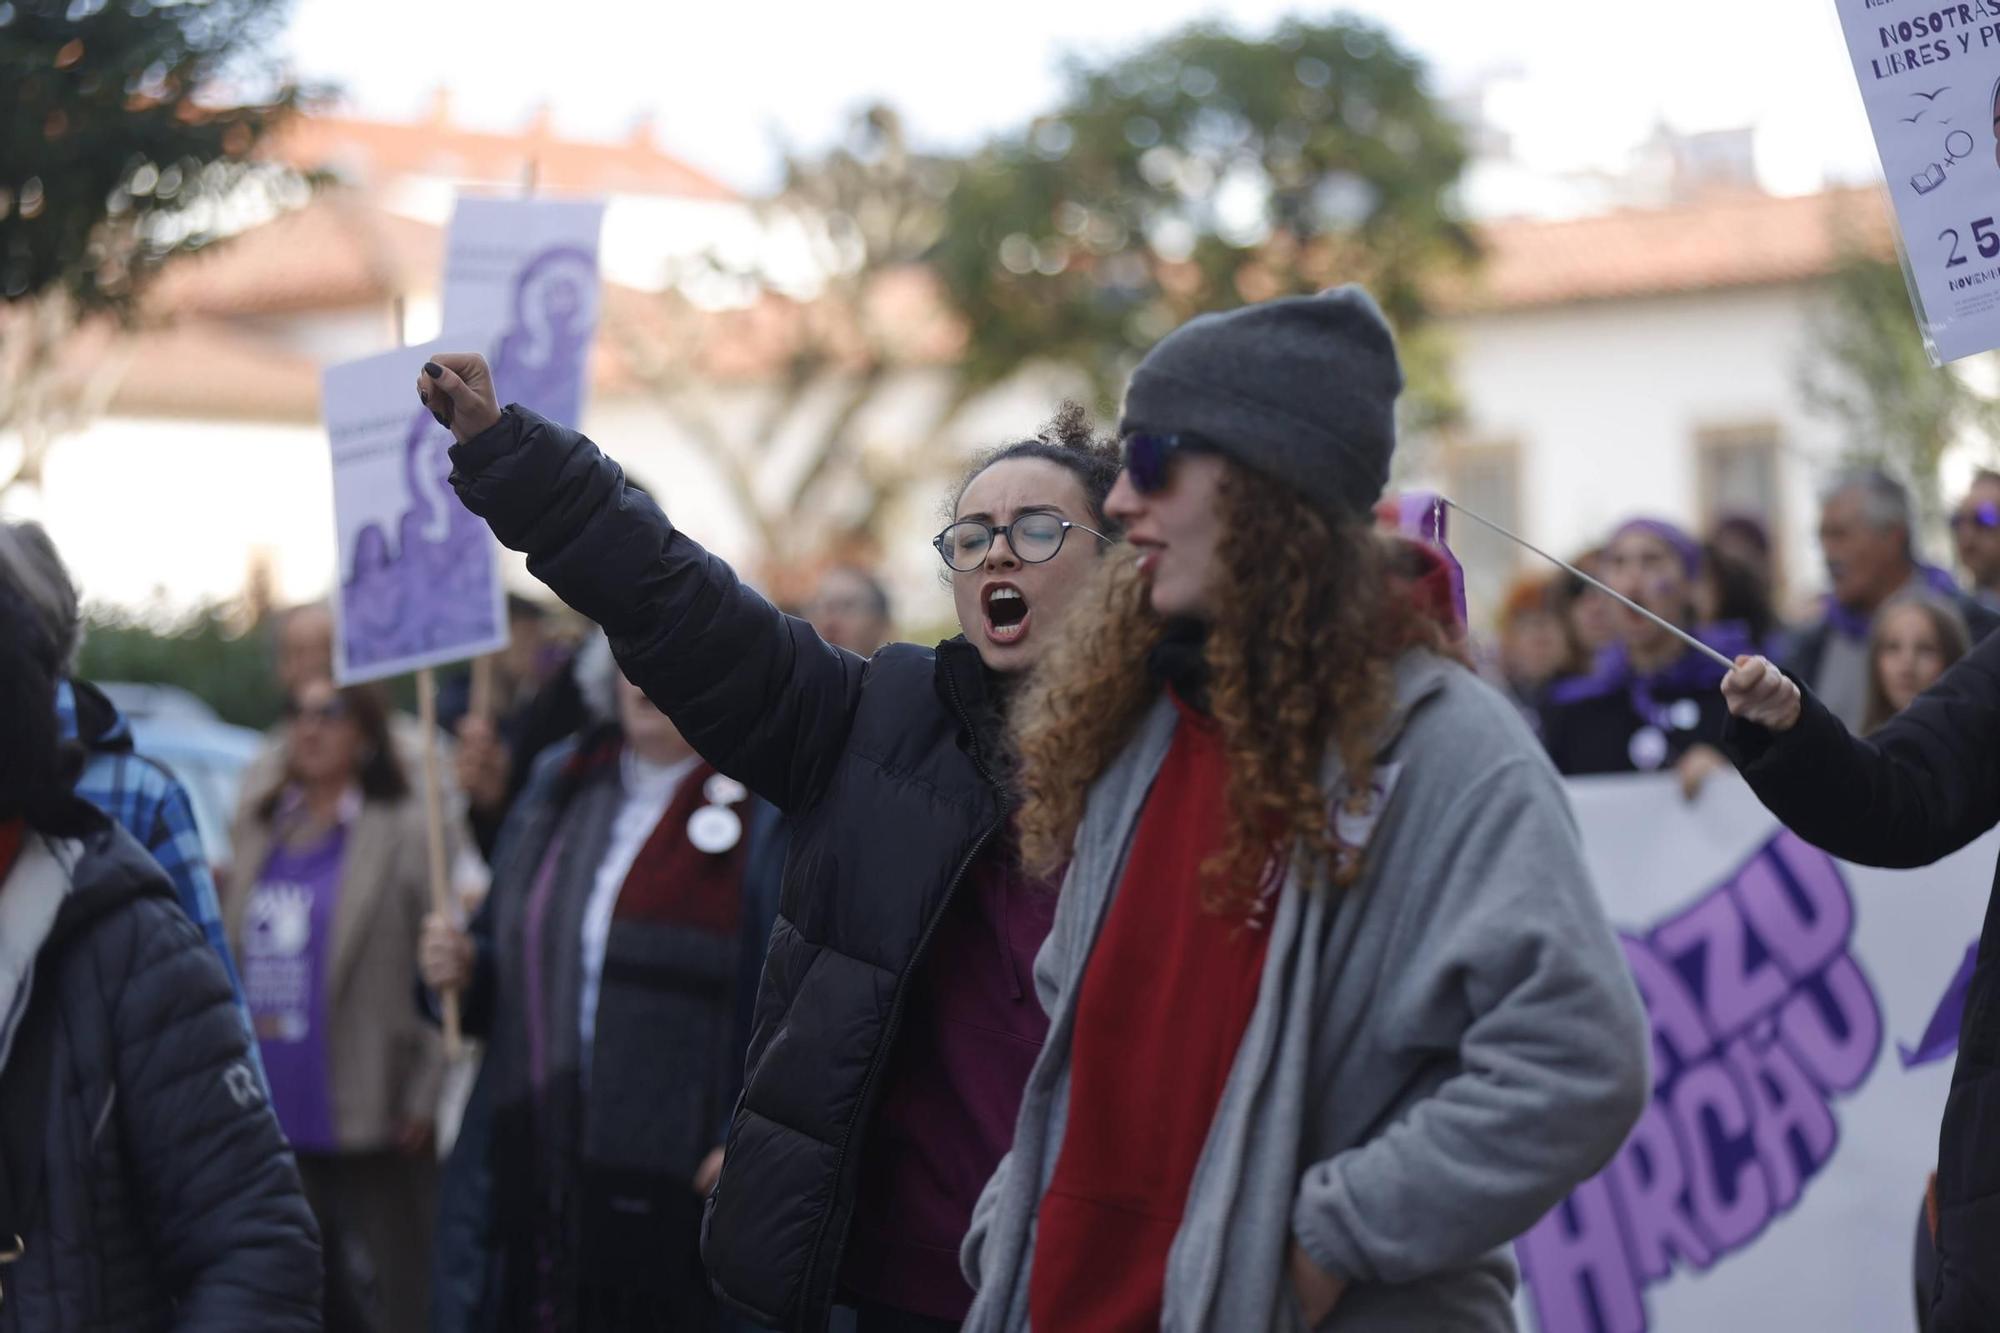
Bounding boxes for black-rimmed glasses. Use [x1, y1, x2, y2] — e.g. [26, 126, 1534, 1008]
[932, 513, 1110, 572]
[1121, 431, 1220, 495]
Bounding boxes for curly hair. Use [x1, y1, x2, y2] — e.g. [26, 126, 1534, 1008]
[1012, 463, 1445, 913]
[947, 400, 1124, 530]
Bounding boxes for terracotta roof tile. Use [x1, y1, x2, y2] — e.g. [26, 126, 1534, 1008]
[272, 110, 738, 202]
[83, 186, 1905, 422]
[50, 316, 323, 422]
[145, 193, 441, 318]
[1451, 187, 1895, 314]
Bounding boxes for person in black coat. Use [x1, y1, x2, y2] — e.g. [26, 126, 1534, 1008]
[419, 635, 787, 1332]
[1538, 517, 1740, 791]
[417, 355, 1121, 1333]
[0, 578, 322, 1332]
[1722, 641, 2000, 1333]
[1780, 469, 2000, 731]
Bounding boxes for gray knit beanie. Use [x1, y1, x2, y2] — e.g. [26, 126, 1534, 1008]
[1118, 284, 1403, 519]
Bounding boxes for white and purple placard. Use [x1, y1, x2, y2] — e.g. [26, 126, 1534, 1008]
[441, 196, 606, 427]
[1517, 772, 1990, 1333]
[323, 336, 508, 685]
[1831, 0, 2000, 361]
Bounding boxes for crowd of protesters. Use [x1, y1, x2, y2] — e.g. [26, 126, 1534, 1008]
[1490, 470, 2000, 795]
[3, 277, 1999, 1333]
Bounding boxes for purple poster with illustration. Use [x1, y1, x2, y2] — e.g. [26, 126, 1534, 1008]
[442, 196, 606, 430]
[322, 198, 604, 685]
[323, 336, 510, 684]
[1516, 775, 1993, 1333]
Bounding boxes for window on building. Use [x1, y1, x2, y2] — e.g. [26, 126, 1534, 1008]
[1696, 423, 1784, 593]
[1696, 424, 1781, 533]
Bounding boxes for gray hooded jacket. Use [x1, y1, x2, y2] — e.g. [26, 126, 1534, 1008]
[961, 651, 1650, 1331]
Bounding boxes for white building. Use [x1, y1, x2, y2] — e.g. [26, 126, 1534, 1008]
[8, 110, 1969, 639]
[1424, 187, 1910, 625]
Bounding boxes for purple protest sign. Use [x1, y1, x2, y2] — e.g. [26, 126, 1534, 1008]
[323, 336, 510, 685]
[442, 197, 605, 427]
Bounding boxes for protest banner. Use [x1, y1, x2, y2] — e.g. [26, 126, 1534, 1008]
[441, 195, 607, 428]
[323, 334, 509, 685]
[1518, 772, 1990, 1333]
[441, 194, 605, 718]
[1830, 0, 2000, 362]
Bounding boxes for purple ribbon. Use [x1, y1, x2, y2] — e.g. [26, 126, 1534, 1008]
[1899, 939, 1978, 1069]
[1393, 491, 1468, 628]
[1548, 621, 1751, 714]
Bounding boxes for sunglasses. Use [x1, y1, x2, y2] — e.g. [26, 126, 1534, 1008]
[1950, 501, 2000, 533]
[1121, 432, 1220, 495]
[286, 696, 350, 725]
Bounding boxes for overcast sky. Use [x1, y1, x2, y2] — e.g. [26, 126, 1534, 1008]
[281, 0, 1885, 197]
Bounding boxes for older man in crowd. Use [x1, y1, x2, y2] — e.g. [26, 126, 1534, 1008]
[1783, 469, 1999, 729]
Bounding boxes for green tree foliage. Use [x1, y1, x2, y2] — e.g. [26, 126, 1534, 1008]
[1801, 251, 2000, 523]
[2, 0, 308, 311]
[931, 16, 1478, 422]
[2, 0, 318, 496]
[76, 601, 285, 730]
[618, 104, 971, 598]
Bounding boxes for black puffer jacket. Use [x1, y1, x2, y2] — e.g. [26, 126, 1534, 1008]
[451, 407, 1006, 1331]
[1722, 630, 2000, 1333]
[0, 817, 322, 1332]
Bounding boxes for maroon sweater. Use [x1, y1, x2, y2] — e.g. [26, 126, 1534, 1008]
[1029, 696, 1271, 1332]
[841, 833, 1057, 1320]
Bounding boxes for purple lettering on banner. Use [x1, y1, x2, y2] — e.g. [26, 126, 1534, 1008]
[1606, 1101, 1715, 1279]
[1654, 884, 1789, 1039]
[1723, 1027, 1839, 1213]
[1738, 833, 1852, 979]
[1620, 936, 1713, 1086]
[1672, 1060, 1770, 1250]
[1777, 955, 1883, 1095]
[1522, 833, 1882, 1333]
[1516, 1176, 1648, 1333]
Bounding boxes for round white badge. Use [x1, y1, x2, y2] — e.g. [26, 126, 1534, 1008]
[1668, 699, 1703, 732]
[703, 774, 749, 807]
[1628, 726, 1670, 771]
[687, 804, 743, 855]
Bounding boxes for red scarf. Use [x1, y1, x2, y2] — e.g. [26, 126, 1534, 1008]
[0, 819, 23, 884]
[611, 761, 747, 935]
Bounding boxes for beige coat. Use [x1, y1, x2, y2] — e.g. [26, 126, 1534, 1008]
[225, 788, 448, 1152]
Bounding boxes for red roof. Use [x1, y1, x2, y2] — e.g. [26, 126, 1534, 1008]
[76, 184, 1902, 421]
[146, 192, 441, 319]
[1451, 187, 1894, 313]
[272, 104, 738, 203]
[83, 189, 964, 419]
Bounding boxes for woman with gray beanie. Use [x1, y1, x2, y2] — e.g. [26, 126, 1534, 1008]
[961, 286, 1651, 1331]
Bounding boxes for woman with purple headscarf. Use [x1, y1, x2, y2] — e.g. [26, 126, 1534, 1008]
[1538, 517, 1747, 790]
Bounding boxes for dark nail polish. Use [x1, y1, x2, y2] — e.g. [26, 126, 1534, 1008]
[423, 362, 443, 379]
[432, 397, 455, 429]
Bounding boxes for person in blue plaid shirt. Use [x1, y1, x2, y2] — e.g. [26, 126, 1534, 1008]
[3, 521, 264, 1082]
